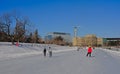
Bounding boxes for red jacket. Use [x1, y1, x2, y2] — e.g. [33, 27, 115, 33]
[88, 47, 92, 52]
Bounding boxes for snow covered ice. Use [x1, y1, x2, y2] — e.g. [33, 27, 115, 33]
[0, 42, 120, 74]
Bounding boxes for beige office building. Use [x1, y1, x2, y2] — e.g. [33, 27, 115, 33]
[73, 34, 102, 46]
[97, 38, 104, 46]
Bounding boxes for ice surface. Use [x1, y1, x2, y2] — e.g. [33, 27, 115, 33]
[0, 42, 120, 74]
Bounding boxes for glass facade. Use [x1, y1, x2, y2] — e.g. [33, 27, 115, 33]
[45, 32, 72, 43]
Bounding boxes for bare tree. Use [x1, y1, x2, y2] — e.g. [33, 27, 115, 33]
[0, 11, 35, 43]
[14, 17, 30, 42]
[0, 13, 12, 35]
[32, 29, 39, 43]
[53, 36, 65, 45]
[3, 13, 12, 36]
[25, 32, 33, 43]
[0, 13, 13, 42]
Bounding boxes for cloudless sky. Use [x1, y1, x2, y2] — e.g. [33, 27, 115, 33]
[0, 0, 120, 38]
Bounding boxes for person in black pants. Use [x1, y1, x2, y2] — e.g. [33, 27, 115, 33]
[43, 48, 47, 57]
[86, 47, 92, 57]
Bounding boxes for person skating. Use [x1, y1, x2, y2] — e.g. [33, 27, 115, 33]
[86, 46, 92, 57]
[48, 47, 52, 57]
[43, 48, 47, 57]
[77, 47, 80, 51]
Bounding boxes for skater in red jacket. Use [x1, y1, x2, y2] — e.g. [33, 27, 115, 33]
[86, 46, 92, 57]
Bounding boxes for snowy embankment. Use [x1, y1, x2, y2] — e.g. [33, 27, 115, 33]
[0, 42, 77, 60]
[99, 47, 120, 57]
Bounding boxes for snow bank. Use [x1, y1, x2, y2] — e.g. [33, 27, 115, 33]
[0, 42, 77, 60]
[100, 48, 120, 56]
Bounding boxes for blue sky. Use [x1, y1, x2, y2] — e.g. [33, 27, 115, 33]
[0, 0, 120, 38]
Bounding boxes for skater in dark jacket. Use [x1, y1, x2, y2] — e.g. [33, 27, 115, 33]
[43, 48, 47, 57]
[86, 46, 92, 57]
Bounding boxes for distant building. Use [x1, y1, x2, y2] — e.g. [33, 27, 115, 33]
[73, 34, 100, 46]
[45, 32, 72, 43]
[84, 34, 97, 46]
[73, 34, 120, 47]
[103, 38, 120, 46]
[73, 37, 85, 46]
[97, 38, 104, 46]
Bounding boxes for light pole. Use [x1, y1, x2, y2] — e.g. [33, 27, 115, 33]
[74, 26, 79, 46]
[74, 27, 77, 37]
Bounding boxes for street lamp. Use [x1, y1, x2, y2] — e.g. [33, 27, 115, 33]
[74, 27, 77, 37]
[74, 26, 80, 46]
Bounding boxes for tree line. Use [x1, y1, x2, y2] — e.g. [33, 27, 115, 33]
[0, 11, 71, 46]
[0, 11, 42, 44]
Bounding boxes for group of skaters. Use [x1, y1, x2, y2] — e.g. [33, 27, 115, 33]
[43, 45, 94, 57]
[43, 47, 52, 57]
